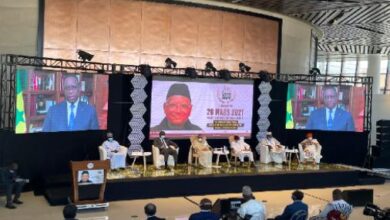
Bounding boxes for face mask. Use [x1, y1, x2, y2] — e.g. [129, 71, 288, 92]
[161, 135, 165, 139]
[108, 137, 113, 142]
[308, 137, 313, 141]
[267, 136, 272, 139]
[198, 138, 203, 142]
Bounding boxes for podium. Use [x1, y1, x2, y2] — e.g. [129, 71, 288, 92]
[70, 160, 110, 209]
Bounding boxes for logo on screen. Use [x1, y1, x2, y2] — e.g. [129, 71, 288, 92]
[217, 86, 236, 104]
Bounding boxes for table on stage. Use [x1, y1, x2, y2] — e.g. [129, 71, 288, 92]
[285, 148, 300, 166]
[213, 147, 230, 168]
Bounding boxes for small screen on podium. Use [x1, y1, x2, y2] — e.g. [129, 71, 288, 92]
[77, 169, 104, 185]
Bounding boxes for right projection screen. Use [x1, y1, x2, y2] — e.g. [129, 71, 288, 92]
[285, 84, 365, 132]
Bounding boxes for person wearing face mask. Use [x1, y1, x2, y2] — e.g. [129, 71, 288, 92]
[257, 132, 286, 164]
[153, 131, 179, 169]
[190, 134, 213, 168]
[230, 136, 255, 167]
[102, 131, 127, 169]
[299, 132, 322, 164]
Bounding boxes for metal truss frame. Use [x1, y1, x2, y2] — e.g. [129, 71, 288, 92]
[0, 54, 373, 132]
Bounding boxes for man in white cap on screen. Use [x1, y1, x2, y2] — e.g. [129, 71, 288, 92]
[257, 132, 286, 164]
[237, 185, 266, 220]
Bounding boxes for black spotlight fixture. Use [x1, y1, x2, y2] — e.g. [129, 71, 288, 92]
[139, 64, 152, 78]
[259, 70, 271, 82]
[219, 69, 231, 81]
[205, 61, 217, 72]
[77, 50, 94, 62]
[185, 67, 197, 79]
[165, 58, 177, 68]
[239, 62, 251, 73]
[309, 67, 321, 76]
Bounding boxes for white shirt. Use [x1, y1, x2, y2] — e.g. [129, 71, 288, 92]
[318, 199, 353, 218]
[326, 107, 336, 122]
[237, 199, 266, 220]
[231, 140, 251, 153]
[67, 99, 79, 125]
[102, 140, 120, 152]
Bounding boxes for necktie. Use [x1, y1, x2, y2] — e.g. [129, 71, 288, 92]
[69, 103, 75, 130]
[161, 138, 168, 149]
[327, 109, 334, 129]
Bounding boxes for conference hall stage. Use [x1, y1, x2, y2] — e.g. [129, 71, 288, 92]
[43, 162, 385, 205]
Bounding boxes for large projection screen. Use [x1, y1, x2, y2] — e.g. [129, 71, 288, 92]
[285, 83, 365, 132]
[150, 76, 254, 139]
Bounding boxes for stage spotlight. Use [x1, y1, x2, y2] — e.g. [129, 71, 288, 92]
[185, 67, 197, 79]
[205, 62, 217, 72]
[309, 67, 321, 76]
[77, 50, 94, 62]
[139, 64, 152, 78]
[219, 69, 231, 81]
[239, 62, 251, 73]
[259, 70, 271, 82]
[165, 58, 177, 68]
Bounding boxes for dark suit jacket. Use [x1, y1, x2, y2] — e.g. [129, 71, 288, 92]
[274, 200, 308, 220]
[189, 211, 219, 220]
[0, 168, 17, 185]
[153, 137, 178, 150]
[146, 216, 165, 220]
[306, 107, 355, 131]
[42, 101, 99, 132]
[151, 118, 201, 131]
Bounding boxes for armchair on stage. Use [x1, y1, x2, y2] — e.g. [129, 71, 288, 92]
[188, 136, 200, 166]
[98, 145, 127, 169]
[256, 138, 286, 164]
[152, 145, 179, 169]
[298, 141, 322, 164]
[228, 135, 240, 165]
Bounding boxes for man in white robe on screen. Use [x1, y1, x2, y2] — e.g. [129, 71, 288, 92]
[102, 132, 126, 169]
[230, 136, 255, 167]
[257, 132, 286, 164]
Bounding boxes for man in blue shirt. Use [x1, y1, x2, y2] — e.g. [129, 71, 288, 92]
[274, 190, 308, 220]
[189, 198, 219, 220]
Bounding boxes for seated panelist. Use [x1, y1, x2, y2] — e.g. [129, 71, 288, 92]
[153, 131, 179, 169]
[230, 136, 255, 167]
[190, 134, 213, 168]
[102, 132, 127, 169]
[257, 132, 286, 164]
[299, 132, 322, 164]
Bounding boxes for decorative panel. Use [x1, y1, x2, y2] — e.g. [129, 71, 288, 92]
[170, 6, 198, 56]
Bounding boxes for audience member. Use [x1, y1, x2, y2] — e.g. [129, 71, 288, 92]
[1, 162, 27, 209]
[145, 203, 165, 220]
[310, 189, 353, 220]
[237, 185, 266, 220]
[273, 190, 308, 220]
[189, 198, 219, 220]
[63, 204, 78, 220]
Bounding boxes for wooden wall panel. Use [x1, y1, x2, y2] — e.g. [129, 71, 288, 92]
[110, 0, 142, 53]
[44, 1, 280, 72]
[197, 10, 222, 59]
[221, 12, 244, 61]
[141, 2, 171, 55]
[44, 0, 77, 49]
[77, 0, 110, 51]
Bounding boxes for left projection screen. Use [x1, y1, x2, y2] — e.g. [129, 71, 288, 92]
[15, 68, 109, 133]
[149, 76, 254, 139]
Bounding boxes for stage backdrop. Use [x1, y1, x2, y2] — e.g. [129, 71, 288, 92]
[43, 0, 280, 73]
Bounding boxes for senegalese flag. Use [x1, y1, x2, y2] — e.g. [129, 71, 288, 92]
[15, 69, 27, 133]
[285, 84, 295, 129]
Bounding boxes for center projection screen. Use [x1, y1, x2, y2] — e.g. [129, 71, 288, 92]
[149, 76, 254, 139]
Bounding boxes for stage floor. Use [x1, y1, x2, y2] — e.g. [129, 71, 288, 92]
[106, 162, 353, 181]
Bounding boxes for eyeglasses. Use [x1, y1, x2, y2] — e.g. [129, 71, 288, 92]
[324, 95, 337, 99]
[64, 85, 79, 91]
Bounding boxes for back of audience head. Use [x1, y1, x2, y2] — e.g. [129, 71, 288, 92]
[199, 198, 213, 211]
[63, 204, 77, 219]
[242, 185, 254, 200]
[332, 189, 343, 200]
[144, 203, 157, 216]
[292, 190, 304, 201]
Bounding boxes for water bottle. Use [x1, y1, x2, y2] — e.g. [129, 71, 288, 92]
[223, 145, 227, 153]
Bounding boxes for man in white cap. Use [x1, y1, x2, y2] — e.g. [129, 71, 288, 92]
[237, 185, 266, 220]
[256, 132, 286, 164]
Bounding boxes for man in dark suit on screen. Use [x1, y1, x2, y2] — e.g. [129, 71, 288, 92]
[42, 74, 99, 132]
[306, 86, 355, 131]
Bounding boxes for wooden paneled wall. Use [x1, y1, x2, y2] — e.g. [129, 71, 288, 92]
[44, 0, 279, 72]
